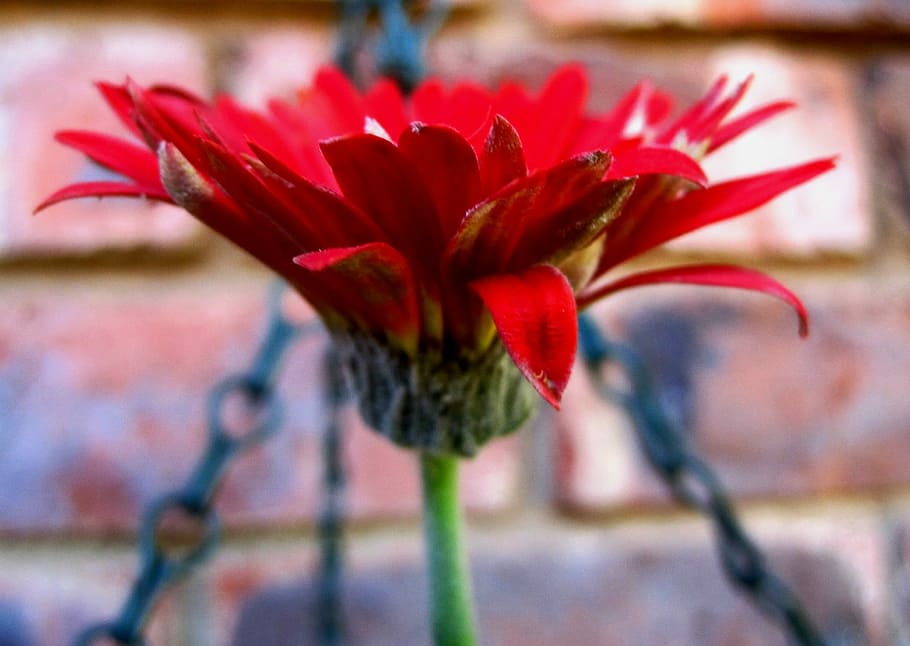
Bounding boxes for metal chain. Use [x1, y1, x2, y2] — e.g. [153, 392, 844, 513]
[577, 314, 826, 646]
[317, 347, 349, 646]
[72, 281, 315, 646]
[335, 0, 448, 92]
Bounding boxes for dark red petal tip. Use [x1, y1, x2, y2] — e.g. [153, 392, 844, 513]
[578, 263, 810, 337]
[34, 181, 170, 213]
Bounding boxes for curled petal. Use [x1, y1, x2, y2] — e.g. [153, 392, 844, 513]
[471, 265, 577, 408]
[34, 181, 170, 212]
[578, 263, 809, 337]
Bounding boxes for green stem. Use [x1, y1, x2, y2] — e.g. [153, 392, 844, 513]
[419, 452, 478, 646]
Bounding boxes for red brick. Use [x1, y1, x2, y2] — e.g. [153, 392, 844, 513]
[0, 25, 205, 259]
[557, 279, 910, 511]
[524, 0, 910, 31]
[428, 38, 870, 259]
[221, 509, 884, 645]
[0, 280, 522, 535]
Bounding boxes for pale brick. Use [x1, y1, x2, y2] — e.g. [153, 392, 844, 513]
[0, 279, 522, 534]
[557, 279, 910, 510]
[524, 0, 910, 31]
[0, 24, 205, 259]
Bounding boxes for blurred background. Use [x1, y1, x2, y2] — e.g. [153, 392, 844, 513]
[1, 0, 909, 644]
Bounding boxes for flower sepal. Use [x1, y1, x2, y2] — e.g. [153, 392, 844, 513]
[335, 332, 536, 458]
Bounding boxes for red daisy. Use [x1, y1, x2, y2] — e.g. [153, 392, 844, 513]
[37, 65, 834, 456]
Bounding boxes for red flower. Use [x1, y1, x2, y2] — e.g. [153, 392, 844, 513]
[38, 65, 833, 453]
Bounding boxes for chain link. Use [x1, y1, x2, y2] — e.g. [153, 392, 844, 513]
[335, 0, 448, 92]
[72, 281, 315, 646]
[317, 347, 349, 646]
[577, 314, 826, 646]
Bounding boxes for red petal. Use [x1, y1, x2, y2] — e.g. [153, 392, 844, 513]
[708, 100, 796, 153]
[158, 141, 299, 274]
[96, 81, 142, 138]
[198, 137, 298, 226]
[493, 81, 532, 131]
[446, 151, 611, 277]
[294, 242, 421, 352]
[607, 146, 707, 187]
[413, 79, 493, 151]
[603, 157, 837, 268]
[525, 64, 587, 168]
[471, 265, 577, 407]
[310, 67, 367, 133]
[644, 88, 675, 125]
[210, 95, 292, 159]
[248, 141, 385, 248]
[55, 130, 162, 187]
[320, 133, 443, 279]
[478, 115, 527, 196]
[508, 179, 635, 270]
[34, 181, 170, 212]
[412, 79, 446, 124]
[398, 123, 481, 238]
[578, 263, 809, 337]
[125, 78, 201, 161]
[265, 99, 338, 187]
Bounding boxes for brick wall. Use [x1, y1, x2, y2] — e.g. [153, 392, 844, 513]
[1, 1, 909, 644]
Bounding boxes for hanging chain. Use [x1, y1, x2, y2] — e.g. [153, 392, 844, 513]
[577, 314, 826, 646]
[72, 281, 315, 646]
[316, 347, 349, 646]
[336, 0, 448, 92]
